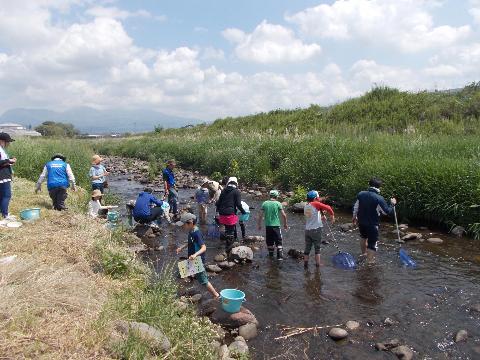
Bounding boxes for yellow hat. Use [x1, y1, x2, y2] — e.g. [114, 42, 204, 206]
[92, 155, 103, 164]
[92, 189, 102, 198]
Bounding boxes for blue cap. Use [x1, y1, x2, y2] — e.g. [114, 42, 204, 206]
[307, 190, 319, 199]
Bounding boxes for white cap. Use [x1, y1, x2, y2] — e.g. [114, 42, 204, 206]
[227, 177, 238, 185]
[175, 212, 197, 226]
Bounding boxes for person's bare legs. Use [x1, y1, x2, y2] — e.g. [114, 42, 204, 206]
[206, 282, 219, 298]
[360, 238, 367, 256]
[315, 254, 322, 267]
[303, 254, 309, 268]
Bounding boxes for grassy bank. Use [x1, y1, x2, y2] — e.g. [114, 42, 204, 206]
[8, 138, 94, 188]
[95, 85, 480, 238]
[0, 178, 217, 359]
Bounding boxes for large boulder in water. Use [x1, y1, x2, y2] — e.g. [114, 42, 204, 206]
[291, 202, 307, 213]
[230, 246, 254, 262]
[207, 302, 259, 329]
[451, 226, 465, 237]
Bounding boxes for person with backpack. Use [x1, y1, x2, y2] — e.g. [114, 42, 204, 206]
[35, 154, 76, 211]
[215, 177, 246, 252]
[353, 177, 397, 263]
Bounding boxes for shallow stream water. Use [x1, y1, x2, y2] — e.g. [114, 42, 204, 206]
[108, 174, 480, 359]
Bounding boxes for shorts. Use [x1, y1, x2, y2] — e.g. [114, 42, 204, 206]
[195, 270, 209, 286]
[92, 182, 104, 193]
[359, 224, 379, 251]
[304, 228, 322, 255]
[266, 226, 282, 247]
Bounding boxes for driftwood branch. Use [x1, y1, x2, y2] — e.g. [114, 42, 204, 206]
[275, 323, 343, 340]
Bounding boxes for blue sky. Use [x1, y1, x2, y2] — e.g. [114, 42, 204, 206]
[0, 0, 479, 120]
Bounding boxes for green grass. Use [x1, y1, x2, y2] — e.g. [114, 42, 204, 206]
[95, 84, 480, 238]
[8, 138, 93, 189]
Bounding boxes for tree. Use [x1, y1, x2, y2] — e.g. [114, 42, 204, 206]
[35, 121, 80, 138]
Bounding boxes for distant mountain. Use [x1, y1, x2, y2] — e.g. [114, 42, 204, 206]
[0, 107, 201, 134]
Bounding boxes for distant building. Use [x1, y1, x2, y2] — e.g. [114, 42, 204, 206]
[0, 123, 42, 137]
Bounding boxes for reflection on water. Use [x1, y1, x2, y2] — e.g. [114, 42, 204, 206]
[304, 269, 323, 302]
[109, 175, 480, 359]
[353, 265, 383, 306]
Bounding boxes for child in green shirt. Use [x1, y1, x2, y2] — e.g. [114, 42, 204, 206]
[257, 190, 288, 259]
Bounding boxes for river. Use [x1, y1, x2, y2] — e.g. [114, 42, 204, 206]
[108, 173, 480, 359]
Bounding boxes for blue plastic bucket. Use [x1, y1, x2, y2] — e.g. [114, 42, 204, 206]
[20, 208, 41, 221]
[220, 289, 245, 313]
[239, 213, 250, 222]
[107, 211, 119, 223]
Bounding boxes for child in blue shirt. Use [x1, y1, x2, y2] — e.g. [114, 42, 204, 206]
[176, 213, 219, 298]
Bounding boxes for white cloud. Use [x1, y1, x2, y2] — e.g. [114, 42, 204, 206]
[222, 21, 321, 63]
[470, 0, 480, 23]
[286, 0, 471, 53]
[86, 6, 150, 20]
[0, 0, 478, 121]
[201, 47, 225, 61]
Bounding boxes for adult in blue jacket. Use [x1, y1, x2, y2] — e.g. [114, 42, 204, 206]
[36, 154, 77, 211]
[352, 177, 397, 263]
[133, 188, 164, 224]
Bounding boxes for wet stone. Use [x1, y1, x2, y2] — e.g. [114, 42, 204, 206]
[206, 264, 222, 273]
[328, 327, 348, 341]
[340, 223, 355, 232]
[427, 237, 443, 244]
[391, 345, 414, 360]
[214, 254, 227, 262]
[238, 323, 258, 340]
[345, 320, 360, 331]
[451, 226, 465, 237]
[402, 233, 423, 241]
[454, 329, 468, 343]
[190, 293, 202, 303]
[228, 339, 249, 356]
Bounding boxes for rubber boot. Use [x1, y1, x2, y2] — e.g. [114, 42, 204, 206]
[277, 247, 284, 260]
[240, 222, 246, 239]
[268, 247, 275, 258]
[225, 235, 235, 253]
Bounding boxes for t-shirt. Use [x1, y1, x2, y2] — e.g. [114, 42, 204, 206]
[162, 168, 175, 188]
[88, 199, 102, 218]
[261, 200, 283, 227]
[195, 188, 210, 204]
[89, 165, 106, 184]
[304, 201, 334, 230]
[188, 226, 206, 263]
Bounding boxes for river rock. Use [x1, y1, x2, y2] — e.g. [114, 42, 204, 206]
[133, 224, 154, 238]
[218, 261, 236, 269]
[291, 202, 307, 213]
[238, 323, 258, 340]
[190, 294, 202, 303]
[175, 300, 188, 312]
[427, 237, 443, 244]
[328, 327, 348, 340]
[451, 226, 465, 237]
[345, 321, 360, 331]
[214, 254, 227, 262]
[402, 233, 423, 241]
[218, 344, 230, 360]
[391, 345, 414, 360]
[287, 248, 304, 259]
[206, 264, 222, 273]
[469, 303, 480, 313]
[243, 235, 265, 242]
[228, 339, 249, 356]
[454, 329, 468, 343]
[376, 338, 401, 351]
[209, 304, 259, 328]
[254, 191, 263, 197]
[383, 317, 396, 326]
[398, 224, 409, 231]
[211, 340, 221, 351]
[114, 320, 171, 353]
[230, 246, 254, 262]
[340, 223, 355, 232]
